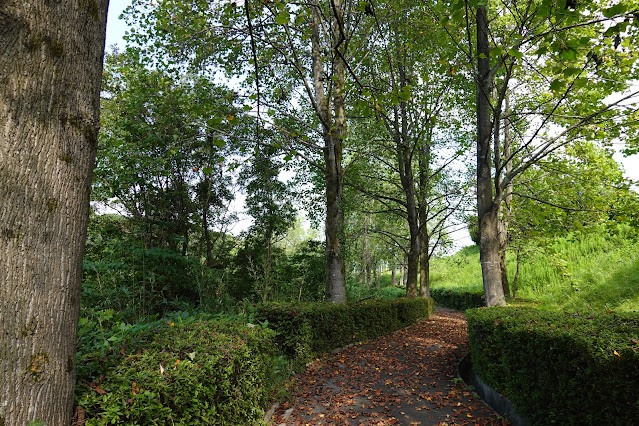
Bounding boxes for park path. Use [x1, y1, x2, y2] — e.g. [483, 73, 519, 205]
[269, 307, 509, 426]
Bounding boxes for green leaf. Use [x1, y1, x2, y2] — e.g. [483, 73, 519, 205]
[507, 48, 524, 59]
[550, 79, 563, 92]
[563, 67, 581, 77]
[603, 3, 627, 18]
[604, 24, 620, 37]
[559, 48, 577, 61]
[275, 9, 290, 25]
[536, 46, 548, 57]
[573, 77, 588, 88]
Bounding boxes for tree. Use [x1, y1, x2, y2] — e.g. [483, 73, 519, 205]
[96, 49, 240, 255]
[124, 0, 380, 303]
[0, 1, 108, 424]
[440, 0, 639, 306]
[344, 0, 474, 298]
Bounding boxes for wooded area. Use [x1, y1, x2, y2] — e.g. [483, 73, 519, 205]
[1, 0, 639, 423]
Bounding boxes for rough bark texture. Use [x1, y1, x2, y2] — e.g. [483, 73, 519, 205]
[498, 96, 513, 298]
[476, 5, 506, 307]
[398, 141, 420, 298]
[311, 0, 347, 303]
[0, 0, 108, 424]
[395, 41, 419, 298]
[418, 136, 432, 299]
[419, 233, 430, 298]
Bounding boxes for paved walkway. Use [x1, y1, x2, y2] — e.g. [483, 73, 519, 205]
[270, 307, 509, 425]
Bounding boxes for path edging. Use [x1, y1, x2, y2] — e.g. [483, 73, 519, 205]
[458, 354, 531, 426]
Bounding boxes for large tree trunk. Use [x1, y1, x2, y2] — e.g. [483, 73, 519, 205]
[0, 0, 108, 424]
[399, 144, 420, 298]
[476, 5, 506, 307]
[498, 95, 513, 298]
[418, 132, 432, 298]
[420, 232, 430, 298]
[311, 0, 346, 303]
[323, 106, 346, 304]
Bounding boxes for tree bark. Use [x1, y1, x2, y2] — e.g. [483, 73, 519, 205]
[418, 130, 432, 299]
[419, 232, 430, 298]
[498, 94, 513, 298]
[311, 0, 346, 303]
[476, 5, 506, 307]
[398, 141, 420, 298]
[0, 0, 108, 424]
[395, 37, 419, 298]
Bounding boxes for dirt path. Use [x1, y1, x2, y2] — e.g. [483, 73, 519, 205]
[270, 307, 508, 425]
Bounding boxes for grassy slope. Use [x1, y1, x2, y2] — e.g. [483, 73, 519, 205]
[430, 225, 639, 312]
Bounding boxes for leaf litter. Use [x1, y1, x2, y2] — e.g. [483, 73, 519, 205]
[271, 307, 509, 426]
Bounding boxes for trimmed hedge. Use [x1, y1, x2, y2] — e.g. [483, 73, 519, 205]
[256, 297, 435, 363]
[76, 318, 276, 425]
[76, 298, 434, 424]
[430, 287, 485, 311]
[467, 306, 639, 425]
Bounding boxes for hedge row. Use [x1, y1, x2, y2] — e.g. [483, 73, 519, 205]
[76, 318, 276, 425]
[76, 298, 434, 425]
[467, 306, 639, 425]
[256, 297, 435, 363]
[430, 287, 485, 311]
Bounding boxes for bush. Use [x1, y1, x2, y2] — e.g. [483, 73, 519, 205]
[431, 287, 485, 311]
[466, 306, 639, 425]
[76, 314, 276, 425]
[255, 297, 434, 364]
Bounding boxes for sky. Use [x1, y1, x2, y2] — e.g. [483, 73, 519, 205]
[105, 0, 131, 51]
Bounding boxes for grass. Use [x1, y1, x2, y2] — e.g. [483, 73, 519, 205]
[429, 224, 639, 312]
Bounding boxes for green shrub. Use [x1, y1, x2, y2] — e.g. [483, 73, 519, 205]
[256, 297, 434, 364]
[467, 306, 639, 425]
[430, 287, 485, 310]
[376, 286, 406, 299]
[76, 315, 276, 425]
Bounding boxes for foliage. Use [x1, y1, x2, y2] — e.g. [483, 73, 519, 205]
[513, 224, 639, 311]
[255, 298, 434, 364]
[232, 238, 326, 303]
[507, 142, 639, 245]
[75, 313, 276, 425]
[96, 49, 241, 251]
[82, 213, 236, 322]
[430, 287, 485, 311]
[467, 306, 639, 424]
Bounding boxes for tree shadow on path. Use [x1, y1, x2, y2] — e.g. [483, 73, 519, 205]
[271, 307, 509, 426]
